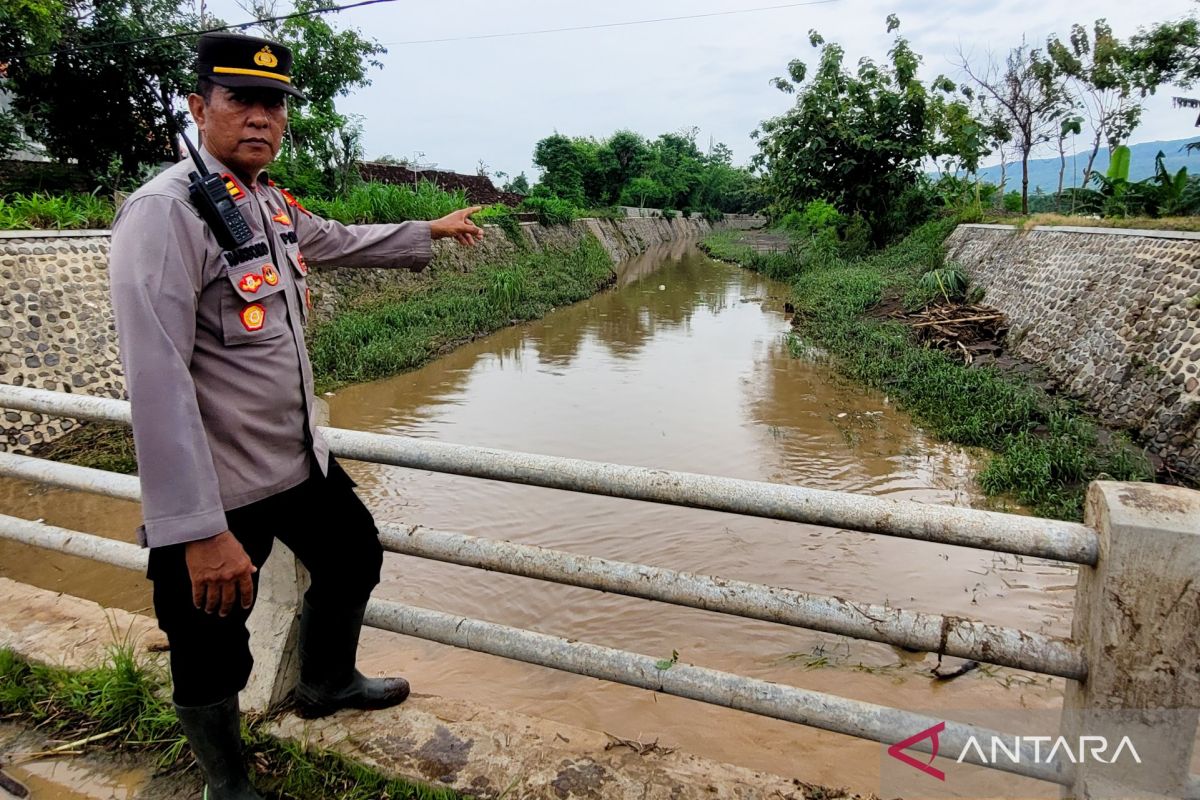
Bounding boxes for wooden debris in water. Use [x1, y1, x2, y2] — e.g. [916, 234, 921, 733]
[603, 732, 677, 756]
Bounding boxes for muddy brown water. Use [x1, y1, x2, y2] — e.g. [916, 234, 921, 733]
[0, 240, 1081, 795]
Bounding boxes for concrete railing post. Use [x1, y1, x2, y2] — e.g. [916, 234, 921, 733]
[1061, 482, 1200, 799]
[238, 398, 327, 713]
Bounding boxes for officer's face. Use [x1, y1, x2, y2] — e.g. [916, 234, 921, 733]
[189, 86, 288, 179]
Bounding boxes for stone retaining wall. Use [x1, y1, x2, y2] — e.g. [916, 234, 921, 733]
[0, 231, 122, 452]
[945, 224, 1200, 481]
[0, 217, 710, 454]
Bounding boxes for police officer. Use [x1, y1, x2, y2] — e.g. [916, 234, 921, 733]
[108, 31, 484, 800]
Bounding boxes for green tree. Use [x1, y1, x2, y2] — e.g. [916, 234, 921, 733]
[503, 171, 530, 194]
[2, 0, 197, 182]
[959, 40, 1069, 214]
[595, 129, 650, 204]
[0, 0, 68, 72]
[756, 17, 979, 240]
[1047, 20, 1163, 186]
[243, 0, 384, 196]
[532, 133, 586, 205]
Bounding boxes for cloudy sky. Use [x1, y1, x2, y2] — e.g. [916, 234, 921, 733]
[205, 0, 1197, 180]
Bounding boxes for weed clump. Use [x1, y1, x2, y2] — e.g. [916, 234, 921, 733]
[0, 647, 462, 799]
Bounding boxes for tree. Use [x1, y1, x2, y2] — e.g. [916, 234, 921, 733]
[2, 0, 197, 183]
[532, 133, 586, 206]
[0, 0, 69, 72]
[1056, 114, 1083, 208]
[503, 172, 529, 194]
[241, 0, 384, 196]
[756, 17, 983, 240]
[959, 41, 1069, 214]
[1046, 21, 1161, 187]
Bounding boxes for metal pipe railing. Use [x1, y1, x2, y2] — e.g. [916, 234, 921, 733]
[0, 513, 147, 571]
[376, 522, 1086, 680]
[0, 384, 1099, 564]
[363, 598, 1073, 786]
[0, 451, 1085, 680]
[0, 510, 1072, 787]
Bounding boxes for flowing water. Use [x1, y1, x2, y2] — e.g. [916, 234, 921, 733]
[0, 239, 1078, 794]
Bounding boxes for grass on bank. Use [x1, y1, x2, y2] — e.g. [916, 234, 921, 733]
[310, 236, 615, 391]
[0, 647, 462, 800]
[0, 192, 115, 230]
[980, 213, 1200, 232]
[703, 219, 1153, 521]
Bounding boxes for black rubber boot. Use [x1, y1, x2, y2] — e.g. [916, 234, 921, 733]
[174, 696, 263, 800]
[294, 599, 410, 719]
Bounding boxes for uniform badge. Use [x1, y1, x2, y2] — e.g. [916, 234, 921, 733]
[305, 287, 312, 309]
[279, 187, 313, 218]
[272, 209, 291, 226]
[239, 272, 263, 293]
[254, 46, 279, 68]
[296, 253, 308, 274]
[222, 173, 245, 201]
[262, 264, 279, 286]
[240, 303, 266, 332]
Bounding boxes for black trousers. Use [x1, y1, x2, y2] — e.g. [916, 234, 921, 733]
[149, 458, 383, 706]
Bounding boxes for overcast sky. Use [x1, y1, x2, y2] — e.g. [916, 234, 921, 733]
[204, 0, 1198, 181]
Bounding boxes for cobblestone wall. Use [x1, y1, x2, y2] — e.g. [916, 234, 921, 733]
[0, 232, 122, 452]
[945, 224, 1200, 481]
[1, 217, 710, 453]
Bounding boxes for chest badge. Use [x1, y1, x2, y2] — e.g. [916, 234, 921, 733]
[240, 303, 266, 332]
[239, 272, 263, 293]
[262, 264, 280, 286]
[272, 209, 292, 226]
[296, 252, 308, 275]
[222, 173, 245, 201]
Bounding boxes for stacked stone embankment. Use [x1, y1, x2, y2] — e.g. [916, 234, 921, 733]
[0, 216, 711, 454]
[945, 224, 1200, 482]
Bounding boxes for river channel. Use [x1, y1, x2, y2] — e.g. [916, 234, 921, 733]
[0, 239, 1076, 794]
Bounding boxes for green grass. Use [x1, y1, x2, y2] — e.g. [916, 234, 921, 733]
[703, 220, 1154, 520]
[0, 647, 462, 799]
[0, 192, 115, 230]
[310, 236, 614, 391]
[302, 181, 469, 224]
[473, 203, 526, 247]
[984, 213, 1200, 232]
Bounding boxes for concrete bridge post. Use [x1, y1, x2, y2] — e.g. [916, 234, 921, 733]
[238, 398, 328, 713]
[1061, 482, 1200, 799]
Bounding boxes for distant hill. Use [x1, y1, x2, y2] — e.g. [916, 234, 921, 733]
[973, 138, 1199, 192]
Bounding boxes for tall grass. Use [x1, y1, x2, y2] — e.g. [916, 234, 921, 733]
[303, 180, 469, 224]
[0, 647, 461, 799]
[703, 220, 1153, 520]
[0, 192, 115, 230]
[310, 237, 614, 390]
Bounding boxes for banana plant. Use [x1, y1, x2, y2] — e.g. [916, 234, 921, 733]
[1147, 151, 1191, 216]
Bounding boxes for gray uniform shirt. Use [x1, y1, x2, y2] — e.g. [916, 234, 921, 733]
[109, 148, 432, 549]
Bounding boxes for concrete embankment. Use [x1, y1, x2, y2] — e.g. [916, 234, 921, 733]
[945, 224, 1200, 482]
[0, 215, 714, 455]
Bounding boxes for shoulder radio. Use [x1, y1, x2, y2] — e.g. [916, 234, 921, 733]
[179, 130, 253, 251]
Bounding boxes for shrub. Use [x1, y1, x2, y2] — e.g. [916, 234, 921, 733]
[0, 192, 116, 230]
[519, 196, 579, 226]
[303, 181, 467, 224]
[474, 203, 525, 246]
